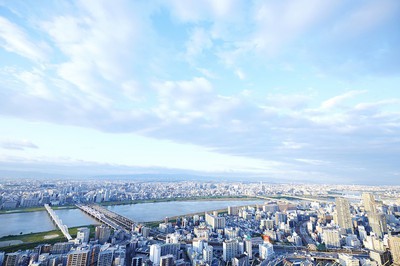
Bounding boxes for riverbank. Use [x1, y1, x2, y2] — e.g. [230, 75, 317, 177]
[0, 225, 96, 253]
[0, 205, 76, 215]
[100, 195, 259, 206]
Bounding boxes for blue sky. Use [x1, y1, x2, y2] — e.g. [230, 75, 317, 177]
[0, 0, 399, 184]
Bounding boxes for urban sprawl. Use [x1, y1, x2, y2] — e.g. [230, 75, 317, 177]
[1, 179, 400, 266]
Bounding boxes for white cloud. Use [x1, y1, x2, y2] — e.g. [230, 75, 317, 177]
[320, 90, 366, 109]
[185, 27, 213, 60]
[235, 69, 245, 80]
[0, 16, 48, 62]
[1, 139, 38, 150]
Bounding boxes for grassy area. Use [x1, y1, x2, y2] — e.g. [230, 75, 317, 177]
[0, 225, 96, 253]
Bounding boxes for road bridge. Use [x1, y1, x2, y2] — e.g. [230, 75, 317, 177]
[76, 204, 135, 231]
[44, 204, 72, 241]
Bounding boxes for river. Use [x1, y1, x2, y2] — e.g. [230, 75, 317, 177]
[0, 199, 264, 237]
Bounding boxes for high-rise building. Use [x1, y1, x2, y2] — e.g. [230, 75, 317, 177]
[323, 229, 341, 248]
[223, 239, 240, 262]
[259, 242, 274, 260]
[203, 246, 213, 265]
[369, 213, 387, 239]
[244, 239, 252, 259]
[160, 254, 174, 266]
[4, 252, 20, 266]
[150, 244, 161, 266]
[205, 213, 226, 230]
[66, 250, 89, 266]
[338, 254, 359, 266]
[130, 257, 142, 266]
[335, 198, 353, 234]
[76, 227, 90, 244]
[232, 254, 249, 266]
[97, 250, 113, 266]
[95, 225, 111, 244]
[362, 193, 377, 213]
[51, 242, 73, 254]
[88, 245, 101, 266]
[389, 236, 400, 265]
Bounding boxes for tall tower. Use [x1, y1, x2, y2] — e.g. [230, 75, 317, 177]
[369, 213, 388, 239]
[335, 197, 353, 234]
[362, 193, 377, 213]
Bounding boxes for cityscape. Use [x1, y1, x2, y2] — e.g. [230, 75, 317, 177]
[1, 0, 400, 266]
[1, 179, 400, 265]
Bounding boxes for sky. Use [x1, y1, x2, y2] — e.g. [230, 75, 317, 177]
[0, 0, 399, 184]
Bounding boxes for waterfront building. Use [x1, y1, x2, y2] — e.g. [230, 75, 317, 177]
[76, 227, 90, 244]
[335, 197, 353, 234]
[95, 225, 111, 244]
[205, 213, 226, 230]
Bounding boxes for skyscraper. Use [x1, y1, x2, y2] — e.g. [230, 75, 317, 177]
[335, 197, 353, 234]
[362, 193, 377, 213]
[95, 225, 111, 244]
[76, 227, 90, 244]
[369, 213, 388, 239]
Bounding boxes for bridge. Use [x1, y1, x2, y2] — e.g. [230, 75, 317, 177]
[44, 204, 72, 241]
[76, 204, 135, 232]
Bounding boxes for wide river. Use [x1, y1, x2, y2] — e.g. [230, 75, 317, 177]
[0, 199, 264, 237]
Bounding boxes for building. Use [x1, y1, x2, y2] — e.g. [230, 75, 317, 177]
[244, 239, 252, 259]
[369, 250, 392, 266]
[160, 254, 174, 266]
[66, 250, 89, 266]
[76, 227, 90, 243]
[232, 254, 249, 266]
[51, 242, 73, 254]
[259, 242, 274, 260]
[88, 245, 101, 266]
[338, 254, 359, 266]
[363, 193, 377, 213]
[323, 228, 341, 248]
[228, 206, 241, 216]
[368, 213, 387, 239]
[335, 198, 353, 234]
[130, 257, 142, 266]
[205, 213, 226, 230]
[97, 250, 113, 266]
[203, 246, 213, 265]
[95, 225, 111, 244]
[150, 244, 161, 266]
[389, 236, 400, 265]
[223, 239, 240, 262]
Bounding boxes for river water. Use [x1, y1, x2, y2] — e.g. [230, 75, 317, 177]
[0, 199, 264, 237]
